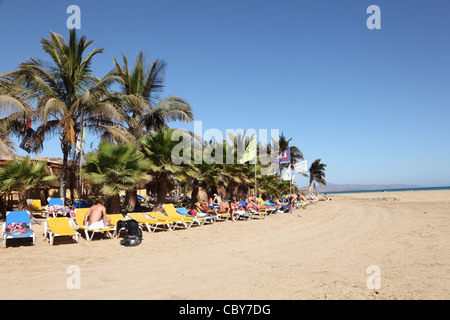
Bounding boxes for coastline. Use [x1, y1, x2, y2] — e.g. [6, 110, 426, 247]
[1, 190, 449, 300]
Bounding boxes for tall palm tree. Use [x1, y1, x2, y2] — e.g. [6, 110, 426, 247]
[102, 52, 194, 211]
[102, 52, 194, 142]
[82, 141, 151, 214]
[308, 159, 327, 191]
[0, 30, 121, 204]
[0, 157, 56, 211]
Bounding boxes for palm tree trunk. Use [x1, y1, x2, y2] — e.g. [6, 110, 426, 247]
[18, 189, 28, 211]
[60, 142, 71, 205]
[156, 174, 169, 208]
[190, 179, 199, 209]
[124, 189, 140, 213]
[106, 194, 121, 214]
[0, 196, 7, 219]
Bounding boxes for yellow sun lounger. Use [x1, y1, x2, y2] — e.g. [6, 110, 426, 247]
[163, 204, 205, 226]
[147, 211, 193, 229]
[28, 199, 47, 218]
[127, 212, 172, 232]
[74, 208, 115, 241]
[44, 217, 80, 245]
[107, 214, 127, 237]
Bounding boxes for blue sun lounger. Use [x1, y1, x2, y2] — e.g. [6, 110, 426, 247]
[176, 207, 217, 224]
[1, 211, 36, 248]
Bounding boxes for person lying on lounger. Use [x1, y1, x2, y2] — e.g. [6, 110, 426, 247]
[198, 201, 215, 214]
[83, 200, 111, 229]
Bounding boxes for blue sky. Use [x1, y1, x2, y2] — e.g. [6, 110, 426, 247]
[0, 0, 449, 187]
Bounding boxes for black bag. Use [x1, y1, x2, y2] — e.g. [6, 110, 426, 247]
[120, 235, 142, 247]
[118, 219, 143, 246]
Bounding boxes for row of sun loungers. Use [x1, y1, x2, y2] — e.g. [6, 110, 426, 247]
[1, 195, 329, 247]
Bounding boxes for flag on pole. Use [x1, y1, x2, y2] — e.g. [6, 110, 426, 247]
[243, 138, 257, 163]
[294, 160, 307, 173]
[19, 128, 35, 154]
[282, 164, 293, 181]
[278, 148, 291, 164]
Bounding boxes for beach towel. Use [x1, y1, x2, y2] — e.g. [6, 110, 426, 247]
[86, 219, 106, 229]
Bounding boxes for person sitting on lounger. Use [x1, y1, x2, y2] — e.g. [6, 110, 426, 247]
[229, 197, 246, 222]
[246, 196, 260, 213]
[83, 200, 111, 229]
[213, 193, 222, 204]
[218, 201, 230, 214]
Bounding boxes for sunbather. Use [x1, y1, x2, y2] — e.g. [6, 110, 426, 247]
[229, 197, 246, 222]
[198, 201, 215, 214]
[83, 200, 111, 229]
[246, 196, 260, 213]
[213, 193, 222, 204]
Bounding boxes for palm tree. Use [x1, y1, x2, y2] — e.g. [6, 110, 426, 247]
[102, 52, 194, 211]
[0, 157, 56, 211]
[0, 75, 35, 154]
[308, 159, 327, 191]
[81, 141, 151, 214]
[0, 30, 121, 204]
[102, 52, 194, 142]
[139, 128, 197, 208]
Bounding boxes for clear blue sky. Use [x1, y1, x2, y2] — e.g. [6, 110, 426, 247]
[1, 0, 449, 187]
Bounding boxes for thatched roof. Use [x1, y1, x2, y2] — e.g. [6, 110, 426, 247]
[0, 147, 25, 163]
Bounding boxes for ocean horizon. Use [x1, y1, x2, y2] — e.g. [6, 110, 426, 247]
[325, 186, 450, 194]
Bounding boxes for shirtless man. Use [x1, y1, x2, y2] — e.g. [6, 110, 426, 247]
[213, 193, 222, 204]
[83, 200, 111, 228]
[289, 193, 298, 213]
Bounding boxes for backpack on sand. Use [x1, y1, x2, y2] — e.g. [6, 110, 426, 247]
[118, 219, 143, 247]
[120, 235, 142, 247]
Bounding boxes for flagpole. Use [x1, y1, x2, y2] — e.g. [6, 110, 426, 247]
[255, 157, 257, 199]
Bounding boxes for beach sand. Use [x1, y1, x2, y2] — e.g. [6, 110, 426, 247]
[0, 190, 449, 300]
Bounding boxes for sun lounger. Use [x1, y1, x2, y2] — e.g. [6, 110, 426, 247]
[73, 208, 115, 241]
[1, 211, 35, 248]
[107, 214, 127, 237]
[147, 211, 193, 229]
[176, 207, 216, 224]
[163, 204, 206, 226]
[46, 197, 74, 218]
[195, 202, 229, 220]
[44, 217, 80, 245]
[127, 212, 173, 232]
[27, 199, 47, 217]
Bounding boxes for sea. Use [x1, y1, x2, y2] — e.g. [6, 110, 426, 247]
[325, 186, 450, 195]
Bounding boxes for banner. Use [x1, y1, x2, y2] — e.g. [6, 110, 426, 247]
[294, 160, 307, 173]
[279, 148, 291, 164]
[282, 164, 293, 181]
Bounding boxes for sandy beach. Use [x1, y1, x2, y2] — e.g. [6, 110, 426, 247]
[1, 190, 449, 300]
